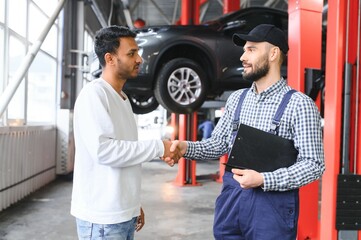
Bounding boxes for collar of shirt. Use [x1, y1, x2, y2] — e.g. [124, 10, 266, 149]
[250, 78, 287, 102]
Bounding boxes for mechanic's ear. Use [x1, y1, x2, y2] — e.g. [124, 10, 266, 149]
[269, 46, 279, 62]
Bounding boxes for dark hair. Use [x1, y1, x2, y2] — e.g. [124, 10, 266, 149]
[94, 25, 137, 67]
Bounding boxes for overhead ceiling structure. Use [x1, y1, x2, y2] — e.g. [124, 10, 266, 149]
[85, 0, 288, 33]
[127, 0, 288, 26]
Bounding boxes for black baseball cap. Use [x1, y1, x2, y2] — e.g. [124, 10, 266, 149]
[233, 24, 289, 54]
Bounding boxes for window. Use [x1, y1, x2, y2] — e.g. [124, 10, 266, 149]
[27, 52, 57, 123]
[0, 0, 4, 23]
[29, 2, 58, 57]
[0, 0, 61, 126]
[8, 0, 26, 36]
[0, 27, 4, 94]
[33, 0, 58, 16]
[7, 35, 26, 124]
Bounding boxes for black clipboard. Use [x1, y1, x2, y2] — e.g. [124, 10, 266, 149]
[224, 124, 298, 172]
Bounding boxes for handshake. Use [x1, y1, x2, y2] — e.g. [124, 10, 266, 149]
[161, 140, 187, 167]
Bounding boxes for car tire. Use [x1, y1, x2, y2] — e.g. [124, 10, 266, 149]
[154, 58, 208, 114]
[128, 94, 159, 114]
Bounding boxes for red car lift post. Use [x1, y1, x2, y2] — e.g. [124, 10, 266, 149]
[174, 0, 241, 185]
[173, 113, 200, 186]
[344, 0, 361, 238]
[223, 0, 240, 14]
[320, 0, 361, 239]
[173, 0, 200, 186]
[180, 0, 199, 25]
[319, 0, 346, 239]
[287, 0, 323, 239]
[347, 0, 360, 176]
[216, 0, 240, 183]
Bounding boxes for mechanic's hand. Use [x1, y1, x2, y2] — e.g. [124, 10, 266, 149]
[232, 169, 264, 189]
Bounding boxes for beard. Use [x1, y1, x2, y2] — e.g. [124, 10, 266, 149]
[116, 57, 139, 79]
[242, 54, 270, 82]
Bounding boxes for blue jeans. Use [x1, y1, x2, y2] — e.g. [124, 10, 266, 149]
[76, 217, 137, 240]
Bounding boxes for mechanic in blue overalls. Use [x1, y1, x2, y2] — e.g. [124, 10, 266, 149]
[198, 119, 215, 140]
[169, 24, 325, 239]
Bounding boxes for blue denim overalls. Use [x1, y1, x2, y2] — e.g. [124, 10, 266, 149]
[213, 89, 299, 240]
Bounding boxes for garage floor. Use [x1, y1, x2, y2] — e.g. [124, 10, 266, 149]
[0, 159, 222, 240]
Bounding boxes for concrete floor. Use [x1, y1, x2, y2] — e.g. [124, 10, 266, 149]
[0, 159, 222, 240]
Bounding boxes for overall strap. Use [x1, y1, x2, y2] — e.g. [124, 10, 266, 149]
[269, 89, 297, 135]
[229, 88, 250, 152]
[229, 88, 297, 151]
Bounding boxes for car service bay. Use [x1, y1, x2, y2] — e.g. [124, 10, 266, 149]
[0, 0, 360, 240]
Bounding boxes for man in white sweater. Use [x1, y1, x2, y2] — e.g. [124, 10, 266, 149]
[71, 26, 178, 240]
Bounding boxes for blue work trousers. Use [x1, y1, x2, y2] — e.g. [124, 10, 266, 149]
[213, 172, 299, 240]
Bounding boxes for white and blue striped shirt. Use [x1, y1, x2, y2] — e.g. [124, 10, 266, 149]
[184, 79, 325, 192]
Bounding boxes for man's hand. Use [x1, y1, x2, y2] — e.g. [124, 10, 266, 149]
[231, 169, 264, 189]
[162, 140, 182, 167]
[169, 140, 187, 156]
[135, 207, 145, 232]
[161, 140, 188, 167]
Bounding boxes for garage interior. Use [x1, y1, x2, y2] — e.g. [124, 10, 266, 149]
[0, 0, 360, 239]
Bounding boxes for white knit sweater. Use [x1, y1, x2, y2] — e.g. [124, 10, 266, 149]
[71, 78, 164, 224]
